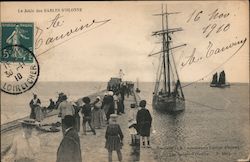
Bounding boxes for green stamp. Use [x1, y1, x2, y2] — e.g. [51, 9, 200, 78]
[1, 23, 34, 63]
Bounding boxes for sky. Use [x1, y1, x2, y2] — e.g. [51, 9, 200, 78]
[1, 1, 249, 83]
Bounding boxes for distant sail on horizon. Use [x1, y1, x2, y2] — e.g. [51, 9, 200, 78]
[210, 70, 230, 88]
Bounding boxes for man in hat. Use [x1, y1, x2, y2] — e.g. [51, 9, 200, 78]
[56, 115, 82, 162]
[2, 119, 40, 162]
[58, 94, 75, 135]
[29, 93, 41, 119]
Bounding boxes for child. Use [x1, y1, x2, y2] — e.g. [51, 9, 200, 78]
[136, 100, 152, 148]
[81, 97, 96, 135]
[128, 103, 138, 146]
[105, 114, 123, 162]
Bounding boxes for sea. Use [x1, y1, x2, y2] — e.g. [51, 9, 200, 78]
[1, 82, 249, 162]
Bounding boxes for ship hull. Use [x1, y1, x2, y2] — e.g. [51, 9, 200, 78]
[210, 83, 230, 88]
[152, 95, 185, 112]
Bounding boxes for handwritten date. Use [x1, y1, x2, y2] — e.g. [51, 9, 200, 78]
[187, 9, 231, 38]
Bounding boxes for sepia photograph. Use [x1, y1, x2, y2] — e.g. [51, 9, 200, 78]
[1, 1, 249, 162]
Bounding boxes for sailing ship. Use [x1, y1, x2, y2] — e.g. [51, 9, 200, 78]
[149, 5, 185, 112]
[210, 71, 230, 88]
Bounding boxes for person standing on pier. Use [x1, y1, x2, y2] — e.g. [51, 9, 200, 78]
[106, 91, 115, 123]
[118, 91, 125, 114]
[113, 92, 119, 114]
[136, 100, 152, 148]
[56, 115, 82, 162]
[73, 102, 81, 133]
[47, 99, 55, 112]
[91, 96, 102, 129]
[81, 97, 96, 135]
[29, 93, 41, 120]
[102, 92, 110, 123]
[128, 103, 138, 146]
[105, 114, 123, 162]
[58, 94, 75, 135]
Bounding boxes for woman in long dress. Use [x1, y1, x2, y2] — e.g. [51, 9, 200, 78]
[35, 105, 43, 122]
[91, 97, 102, 129]
[29, 94, 41, 120]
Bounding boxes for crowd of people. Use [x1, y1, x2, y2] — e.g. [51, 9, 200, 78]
[57, 89, 129, 137]
[5, 84, 153, 162]
[56, 96, 152, 162]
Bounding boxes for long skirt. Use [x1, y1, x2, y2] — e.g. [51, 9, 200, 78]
[30, 108, 36, 119]
[100, 109, 105, 126]
[91, 109, 102, 128]
[74, 115, 80, 132]
[35, 106, 43, 122]
[105, 136, 122, 151]
[103, 104, 110, 115]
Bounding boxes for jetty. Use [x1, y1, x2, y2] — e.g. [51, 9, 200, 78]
[1, 90, 156, 162]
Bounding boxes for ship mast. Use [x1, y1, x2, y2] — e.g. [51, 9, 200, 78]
[150, 5, 186, 95]
[161, 5, 167, 93]
[165, 5, 171, 95]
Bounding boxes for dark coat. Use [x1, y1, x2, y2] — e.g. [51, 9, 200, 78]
[136, 108, 152, 137]
[29, 98, 41, 119]
[81, 104, 92, 117]
[56, 128, 82, 162]
[106, 96, 115, 115]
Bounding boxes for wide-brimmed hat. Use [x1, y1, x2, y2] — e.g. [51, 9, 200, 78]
[19, 119, 38, 127]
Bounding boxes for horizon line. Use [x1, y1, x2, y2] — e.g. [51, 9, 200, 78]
[35, 80, 249, 84]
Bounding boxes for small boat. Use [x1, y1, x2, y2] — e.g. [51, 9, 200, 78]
[135, 78, 140, 93]
[210, 71, 230, 88]
[149, 5, 185, 112]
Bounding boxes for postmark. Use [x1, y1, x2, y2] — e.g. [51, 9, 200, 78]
[1, 23, 39, 95]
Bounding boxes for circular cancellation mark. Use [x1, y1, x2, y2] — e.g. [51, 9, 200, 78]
[1, 45, 40, 95]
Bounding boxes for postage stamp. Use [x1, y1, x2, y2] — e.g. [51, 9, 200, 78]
[1, 23, 39, 95]
[1, 23, 34, 62]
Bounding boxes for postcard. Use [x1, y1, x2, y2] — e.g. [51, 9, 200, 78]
[1, 1, 249, 162]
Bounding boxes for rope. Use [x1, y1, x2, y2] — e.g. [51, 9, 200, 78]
[185, 98, 224, 110]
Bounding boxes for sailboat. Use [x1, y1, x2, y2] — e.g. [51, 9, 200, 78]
[135, 78, 141, 93]
[149, 5, 185, 112]
[210, 71, 230, 88]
